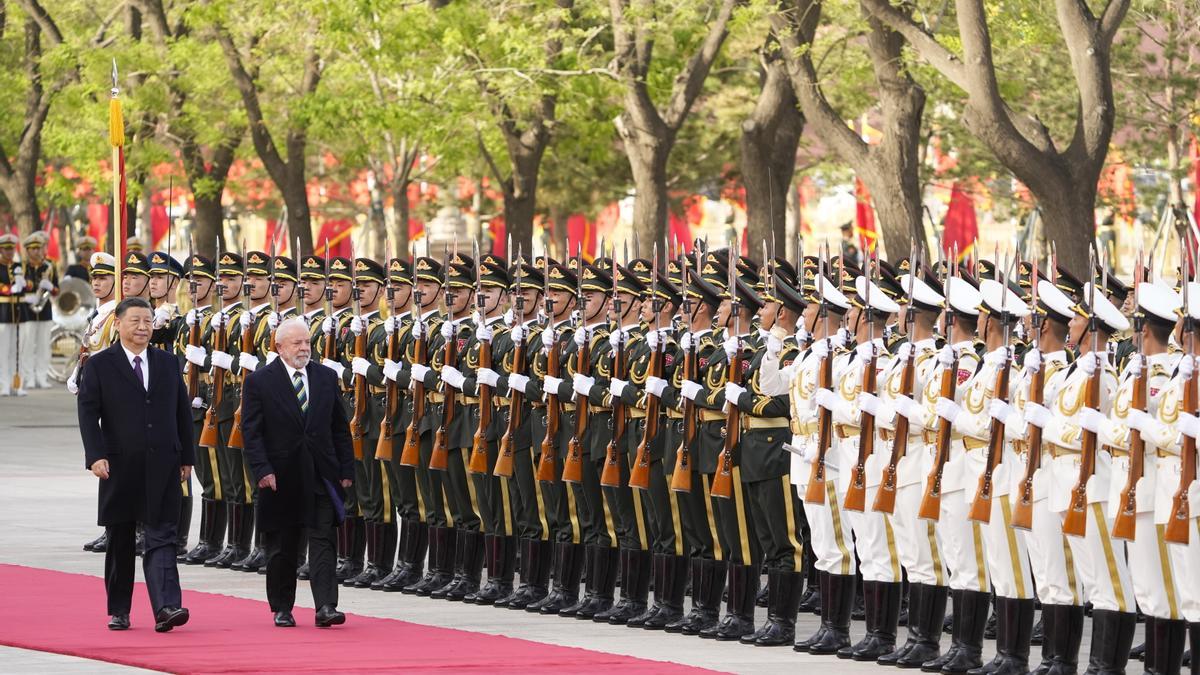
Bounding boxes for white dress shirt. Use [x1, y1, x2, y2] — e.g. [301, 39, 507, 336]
[122, 344, 149, 390]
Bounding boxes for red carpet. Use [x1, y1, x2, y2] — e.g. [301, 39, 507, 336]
[0, 564, 721, 673]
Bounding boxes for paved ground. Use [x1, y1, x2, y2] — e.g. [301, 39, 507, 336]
[1, 387, 1119, 674]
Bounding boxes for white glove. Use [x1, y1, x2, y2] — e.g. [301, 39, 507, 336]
[268, 312, 281, 331]
[508, 373, 529, 394]
[723, 335, 740, 359]
[984, 347, 1008, 367]
[1024, 402, 1051, 429]
[511, 323, 525, 343]
[472, 310, 483, 326]
[1181, 355, 1195, 380]
[989, 398, 1016, 426]
[153, 306, 171, 329]
[441, 365, 465, 390]
[351, 356, 371, 377]
[935, 397, 961, 424]
[210, 350, 233, 371]
[38, 278, 53, 292]
[646, 330, 660, 350]
[265, 351, 278, 365]
[574, 327, 589, 347]
[680, 380, 703, 401]
[646, 376, 668, 398]
[836, 327, 851, 348]
[11, 278, 25, 294]
[572, 373, 595, 396]
[766, 332, 782, 357]
[213, 310, 227, 329]
[938, 345, 956, 367]
[894, 394, 919, 422]
[609, 330, 622, 349]
[239, 311, 254, 329]
[441, 320, 455, 340]
[680, 331, 693, 351]
[238, 352, 260, 372]
[814, 388, 838, 411]
[476, 322, 494, 343]
[541, 327, 555, 348]
[1014, 322, 1027, 341]
[856, 342, 875, 361]
[896, 342, 913, 362]
[610, 378, 628, 398]
[1077, 353, 1098, 376]
[1078, 406, 1105, 435]
[411, 363, 430, 382]
[383, 359, 401, 382]
[544, 375, 563, 394]
[350, 315, 365, 335]
[725, 382, 747, 407]
[478, 367, 500, 388]
[185, 344, 207, 367]
[795, 328, 811, 345]
[1126, 353, 1143, 378]
[503, 308, 514, 327]
[321, 316, 334, 335]
[812, 339, 830, 361]
[858, 392, 881, 417]
[66, 368, 79, 395]
[185, 309, 198, 327]
[191, 396, 204, 409]
[1179, 412, 1200, 440]
[1023, 348, 1042, 374]
[321, 358, 345, 379]
[384, 315, 399, 335]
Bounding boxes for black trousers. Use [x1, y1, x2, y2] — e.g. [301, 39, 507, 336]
[711, 469, 760, 567]
[533, 407, 578, 544]
[417, 431, 449, 527]
[509, 449, 546, 540]
[105, 521, 182, 616]
[601, 454, 647, 551]
[193, 419, 222, 501]
[384, 456, 422, 522]
[442, 447, 481, 531]
[745, 474, 805, 572]
[264, 493, 339, 612]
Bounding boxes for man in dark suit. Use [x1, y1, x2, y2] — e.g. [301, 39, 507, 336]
[241, 317, 355, 628]
[77, 297, 194, 632]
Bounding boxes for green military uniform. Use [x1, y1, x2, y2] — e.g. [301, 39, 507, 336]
[147, 251, 189, 555]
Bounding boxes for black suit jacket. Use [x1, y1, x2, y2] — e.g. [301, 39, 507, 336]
[77, 344, 195, 526]
[241, 358, 355, 530]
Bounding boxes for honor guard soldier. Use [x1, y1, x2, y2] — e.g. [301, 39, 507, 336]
[148, 252, 185, 352]
[179, 254, 224, 566]
[65, 235, 98, 281]
[121, 251, 152, 301]
[1042, 278, 1135, 674]
[524, 261, 587, 615]
[18, 231, 58, 389]
[299, 254, 328, 351]
[1, 234, 23, 397]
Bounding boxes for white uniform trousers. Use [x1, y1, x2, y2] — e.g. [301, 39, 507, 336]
[842, 437, 902, 583]
[1111, 453, 1183, 620]
[1022, 454, 1084, 606]
[935, 444, 989, 592]
[793, 432, 857, 576]
[979, 448, 1034, 599]
[891, 444, 946, 586]
[18, 320, 50, 388]
[1158, 455, 1199, 622]
[0, 323, 16, 394]
[1063, 502, 1136, 613]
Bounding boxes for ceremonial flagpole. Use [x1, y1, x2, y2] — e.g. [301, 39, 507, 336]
[109, 60, 127, 298]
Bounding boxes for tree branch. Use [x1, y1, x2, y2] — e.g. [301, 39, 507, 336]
[857, 0, 968, 90]
[662, 0, 738, 131]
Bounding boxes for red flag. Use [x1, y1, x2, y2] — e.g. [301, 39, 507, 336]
[488, 217, 506, 255]
[854, 179, 878, 254]
[47, 226, 61, 261]
[566, 213, 597, 260]
[315, 219, 354, 258]
[668, 210, 691, 253]
[150, 204, 169, 250]
[87, 201, 109, 250]
[942, 182, 978, 261]
[263, 219, 290, 254]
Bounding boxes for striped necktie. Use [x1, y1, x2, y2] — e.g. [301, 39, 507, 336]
[293, 371, 308, 414]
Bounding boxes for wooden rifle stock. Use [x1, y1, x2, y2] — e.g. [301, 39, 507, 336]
[968, 357, 1012, 523]
[1011, 356, 1046, 530]
[1062, 362, 1102, 537]
[562, 335, 590, 484]
[536, 330, 563, 482]
[376, 324, 400, 461]
[1165, 362, 1197, 544]
[199, 321, 227, 449]
[670, 337, 697, 493]
[804, 342, 835, 504]
[468, 328, 494, 475]
[630, 337, 663, 490]
[918, 353, 959, 521]
[874, 345, 917, 514]
[430, 326, 457, 472]
[494, 329, 526, 478]
[601, 331, 628, 488]
[844, 346, 879, 512]
[348, 327, 368, 461]
[186, 318, 201, 400]
[711, 342, 742, 499]
[226, 310, 255, 451]
[1111, 359, 1147, 540]
[399, 325, 426, 467]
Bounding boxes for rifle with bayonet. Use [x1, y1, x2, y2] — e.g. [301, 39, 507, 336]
[1166, 237, 1196, 544]
[562, 245, 589, 485]
[1112, 250, 1146, 540]
[227, 241, 252, 451]
[1062, 246, 1103, 538]
[875, 244, 920, 514]
[186, 236, 201, 402]
[630, 245, 661, 490]
[711, 243, 742, 500]
[348, 242, 367, 461]
[430, 243, 458, 472]
[918, 248, 960, 521]
[536, 254, 563, 482]
[495, 247, 527, 479]
[845, 252, 879, 512]
[199, 237, 227, 450]
[1012, 256, 1044, 531]
[601, 248, 629, 488]
[399, 252, 427, 468]
[969, 252, 1016, 523]
[377, 236, 400, 463]
[670, 247, 696, 493]
[469, 243, 493, 475]
[805, 245, 837, 504]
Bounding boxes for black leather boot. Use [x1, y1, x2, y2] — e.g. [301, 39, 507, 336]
[296, 529, 311, 580]
[176, 494, 193, 559]
[206, 503, 238, 567]
[347, 521, 381, 587]
[1031, 604, 1060, 675]
[600, 549, 650, 624]
[808, 572, 855, 654]
[431, 527, 468, 600]
[217, 503, 249, 569]
[369, 520, 399, 590]
[799, 554, 822, 614]
[571, 546, 617, 619]
[748, 568, 802, 646]
[594, 549, 631, 622]
[184, 499, 219, 564]
[407, 526, 455, 595]
[796, 570, 832, 651]
[340, 516, 366, 583]
[923, 589, 964, 672]
[84, 531, 107, 552]
[334, 518, 356, 581]
[558, 544, 598, 618]
[503, 538, 550, 609]
[234, 507, 267, 572]
[534, 542, 582, 614]
[1045, 604, 1084, 675]
[666, 557, 705, 633]
[447, 530, 485, 601]
[466, 534, 497, 602]
[897, 583, 949, 669]
[1084, 610, 1137, 675]
[854, 581, 901, 661]
[628, 553, 665, 628]
[939, 590, 991, 673]
[882, 582, 925, 665]
[1147, 617, 1188, 675]
[705, 564, 758, 641]
[972, 597, 1033, 675]
[384, 519, 428, 591]
[470, 535, 515, 605]
[842, 580, 880, 659]
[683, 559, 727, 636]
[644, 555, 688, 630]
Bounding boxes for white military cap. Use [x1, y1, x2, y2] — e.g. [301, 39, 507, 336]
[819, 276, 852, 311]
[1036, 279, 1078, 324]
[979, 279, 1030, 319]
[946, 276, 982, 317]
[854, 276, 901, 314]
[1081, 283, 1130, 333]
[1136, 282, 1180, 327]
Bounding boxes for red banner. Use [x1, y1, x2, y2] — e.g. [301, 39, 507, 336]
[566, 213, 597, 261]
[942, 182, 978, 261]
[314, 219, 353, 258]
[854, 178, 877, 254]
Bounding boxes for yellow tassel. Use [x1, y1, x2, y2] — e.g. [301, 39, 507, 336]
[109, 98, 124, 148]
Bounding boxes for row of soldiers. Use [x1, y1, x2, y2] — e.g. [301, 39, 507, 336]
[1, 232, 62, 396]
[74, 239, 1200, 675]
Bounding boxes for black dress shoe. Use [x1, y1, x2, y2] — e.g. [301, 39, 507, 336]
[315, 604, 346, 628]
[296, 562, 311, 580]
[108, 614, 130, 631]
[154, 607, 190, 633]
[274, 611, 296, 627]
[91, 533, 109, 553]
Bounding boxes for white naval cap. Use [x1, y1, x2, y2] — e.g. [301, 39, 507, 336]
[946, 276, 982, 317]
[1137, 282, 1181, 326]
[1036, 279, 1077, 323]
[898, 273, 944, 312]
[1081, 283, 1130, 333]
[854, 276, 901, 314]
[1181, 282, 1200, 321]
[819, 276, 852, 311]
[979, 279, 1030, 319]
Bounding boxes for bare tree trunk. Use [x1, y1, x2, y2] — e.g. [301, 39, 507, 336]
[0, 17, 50, 238]
[0, 169, 40, 236]
[192, 193, 224, 258]
[621, 131, 671, 250]
[741, 42, 804, 254]
[391, 181, 411, 257]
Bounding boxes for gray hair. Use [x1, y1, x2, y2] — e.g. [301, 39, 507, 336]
[275, 317, 310, 343]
